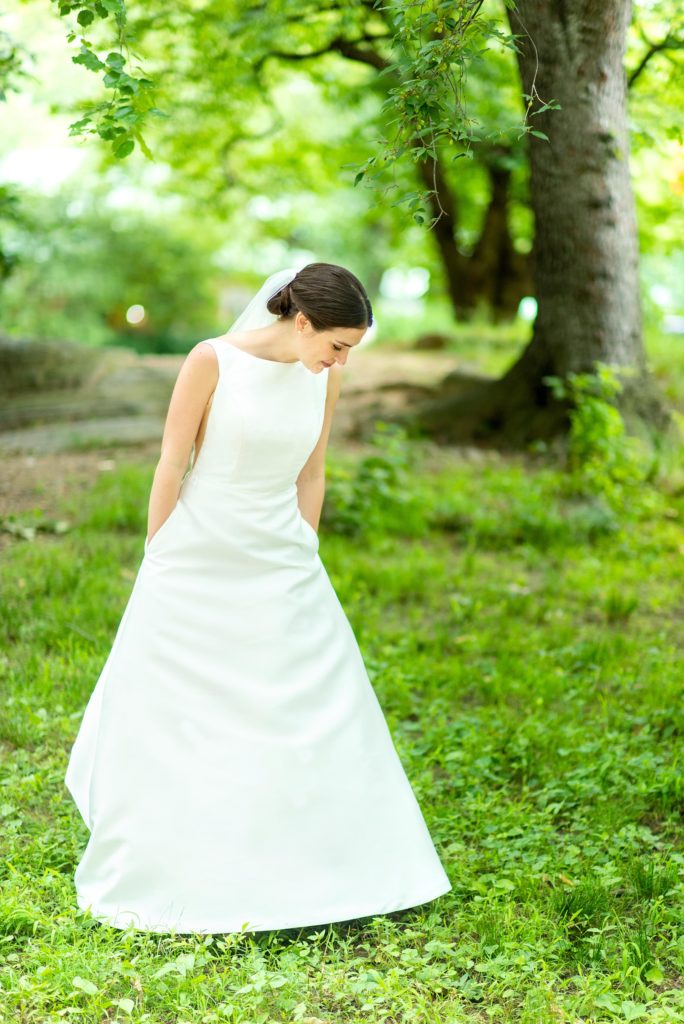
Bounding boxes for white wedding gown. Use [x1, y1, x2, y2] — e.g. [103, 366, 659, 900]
[64, 337, 452, 933]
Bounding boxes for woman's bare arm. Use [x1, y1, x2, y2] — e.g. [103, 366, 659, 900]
[295, 365, 342, 531]
[147, 342, 219, 545]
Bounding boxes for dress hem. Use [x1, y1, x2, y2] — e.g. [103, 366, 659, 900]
[76, 880, 453, 935]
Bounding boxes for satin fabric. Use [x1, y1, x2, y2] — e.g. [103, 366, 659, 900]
[64, 337, 452, 933]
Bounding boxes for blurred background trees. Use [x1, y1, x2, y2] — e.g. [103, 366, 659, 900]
[1, 0, 682, 448]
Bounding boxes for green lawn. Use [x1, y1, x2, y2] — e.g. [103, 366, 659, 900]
[1, 403, 683, 1022]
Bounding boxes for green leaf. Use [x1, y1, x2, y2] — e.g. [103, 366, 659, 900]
[105, 52, 125, 68]
[529, 129, 549, 141]
[114, 139, 135, 159]
[620, 1003, 648, 1022]
[72, 45, 105, 72]
[77, 9, 95, 26]
[111, 998, 135, 1014]
[68, 115, 92, 132]
[72, 976, 98, 995]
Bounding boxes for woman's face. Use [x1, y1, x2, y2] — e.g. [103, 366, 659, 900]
[296, 315, 367, 372]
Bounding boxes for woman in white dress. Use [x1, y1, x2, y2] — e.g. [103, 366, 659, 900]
[65, 262, 452, 933]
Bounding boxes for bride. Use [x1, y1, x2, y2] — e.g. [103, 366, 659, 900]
[65, 262, 452, 933]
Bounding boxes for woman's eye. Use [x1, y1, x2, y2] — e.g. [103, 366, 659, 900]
[333, 344, 342, 351]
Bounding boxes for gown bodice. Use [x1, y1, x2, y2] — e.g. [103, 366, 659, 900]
[189, 338, 329, 493]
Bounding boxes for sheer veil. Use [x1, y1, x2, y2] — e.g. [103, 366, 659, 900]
[226, 268, 299, 334]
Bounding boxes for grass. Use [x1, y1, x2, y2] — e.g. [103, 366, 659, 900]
[1, 375, 684, 1021]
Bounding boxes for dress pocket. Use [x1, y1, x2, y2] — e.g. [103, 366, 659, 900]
[145, 506, 178, 556]
[300, 516, 319, 552]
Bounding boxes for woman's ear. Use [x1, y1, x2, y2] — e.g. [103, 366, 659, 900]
[296, 311, 312, 333]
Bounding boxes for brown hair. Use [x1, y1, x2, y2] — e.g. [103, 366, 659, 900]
[266, 262, 373, 331]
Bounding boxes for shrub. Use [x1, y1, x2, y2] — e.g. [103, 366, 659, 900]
[543, 362, 654, 512]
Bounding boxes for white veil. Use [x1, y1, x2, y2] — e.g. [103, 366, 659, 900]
[227, 268, 299, 334]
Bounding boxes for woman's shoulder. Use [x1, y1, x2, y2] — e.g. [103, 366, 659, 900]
[178, 339, 225, 387]
[189, 336, 227, 365]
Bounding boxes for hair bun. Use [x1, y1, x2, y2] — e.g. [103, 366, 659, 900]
[264, 263, 372, 331]
[266, 283, 295, 317]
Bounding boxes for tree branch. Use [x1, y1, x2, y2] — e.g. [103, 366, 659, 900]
[627, 30, 684, 88]
[252, 34, 392, 73]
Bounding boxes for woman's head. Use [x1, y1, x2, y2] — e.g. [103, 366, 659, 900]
[266, 262, 372, 369]
[266, 262, 372, 331]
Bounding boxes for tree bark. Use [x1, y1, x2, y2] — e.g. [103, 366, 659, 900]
[459, 151, 532, 321]
[405, 0, 675, 449]
[418, 147, 532, 321]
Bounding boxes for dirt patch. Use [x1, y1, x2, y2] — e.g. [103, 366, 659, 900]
[0, 445, 157, 552]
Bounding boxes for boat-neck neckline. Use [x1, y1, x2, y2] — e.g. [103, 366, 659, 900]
[221, 339, 302, 367]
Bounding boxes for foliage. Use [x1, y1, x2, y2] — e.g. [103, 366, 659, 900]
[48, 0, 159, 160]
[348, 0, 533, 224]
[0, 184, 25, 283]
[0, 21, 30, 100]
[322, 421, 429, 538]
[543, 363, 657, 513]
[45, 0, 530, 219]
[0, 185, 221, 348]
[2, 0, 679, 323]
[628, 1, 684, 276]
[628, 0, 684, 150]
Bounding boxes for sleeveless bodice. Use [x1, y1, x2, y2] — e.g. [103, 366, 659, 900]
[190, 338, 329, 491]
[143, 337, 329, 562]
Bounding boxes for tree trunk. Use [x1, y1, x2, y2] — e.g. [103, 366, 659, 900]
[461, 151, 532, 322]
[405, 0, 674, 449]
[419, 147, 532, 321]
